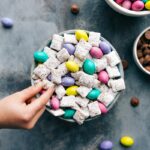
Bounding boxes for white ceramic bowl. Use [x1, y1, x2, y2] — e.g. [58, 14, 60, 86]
[105, 0, 150, 17]
[31, 29, 124, 123]
[133, 26, 150, 75]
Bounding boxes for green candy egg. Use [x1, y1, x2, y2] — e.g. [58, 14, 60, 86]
[83, 59, 96, 75]
[86, 88, 101, 100]
[63, 109, 76, 119]
[34, 51, 48, 63]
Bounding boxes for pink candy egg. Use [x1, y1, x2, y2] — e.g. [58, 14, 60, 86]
[131, 0, 144, 11]
[50, 96, 60, 110]
[115, 0, 124, 4]
[98, 71, 109, 84]
[99, 103, 108, 114]
[122, 0, 132, 9]
[90, 47, 103, 59]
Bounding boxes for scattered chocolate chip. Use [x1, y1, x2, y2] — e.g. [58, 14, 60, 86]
[71, 4, 79, 14]
[145, 30, 150, 40]
[122, 59, 128, 70]
[130, 97, 139, 107]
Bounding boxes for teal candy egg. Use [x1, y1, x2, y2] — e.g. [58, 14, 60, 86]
[34, 51, 48, 63]
[83, 59, 96, 75]
[63, 109, 76, 119]
[87, 88, 101, 100]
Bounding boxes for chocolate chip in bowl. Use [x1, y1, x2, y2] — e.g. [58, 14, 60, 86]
[31, 30, 125, 124]
[133, 27, 150, 75]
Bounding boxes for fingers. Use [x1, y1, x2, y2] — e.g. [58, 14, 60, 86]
[27, 87, 55, 117]
[27, 107, 45, 129]
[19, 82, 43, 101]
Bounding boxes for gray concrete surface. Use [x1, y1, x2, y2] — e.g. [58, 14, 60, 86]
[0, 0, 150, 149]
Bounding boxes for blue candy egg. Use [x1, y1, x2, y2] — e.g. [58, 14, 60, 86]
[99, 41, 111, 54]
[63, 43, 75, 55]
[61, 76, 75, 87]
[99, 140, 113, 150]
[1, 17, 13, 28]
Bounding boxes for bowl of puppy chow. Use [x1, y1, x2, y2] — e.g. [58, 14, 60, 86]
[105, 0, 150, 17]
[31, 29, 125, 124]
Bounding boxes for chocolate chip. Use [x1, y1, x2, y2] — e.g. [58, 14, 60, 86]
[122, 59, 128, 70]
[71, 4, 79, 14]
[145, 66, 150, 72]
[143, 49, 150, 56]
[145, 30, 150, 40]
[139, 57, 144, 65]
[137, 50, 143, 58]
[130, 97, 139, 107]
[143, 55, 150, 65]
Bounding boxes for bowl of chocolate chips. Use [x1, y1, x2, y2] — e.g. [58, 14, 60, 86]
[133, 27, 150, 75]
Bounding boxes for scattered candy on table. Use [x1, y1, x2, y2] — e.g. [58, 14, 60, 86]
[1, 17, 13, 28]
[99, 140, 113, 150]
[114, 0, 150, 11]
[130, 96, 140, 107]
[32, 30, 125, 124]
[120, 136, 134, 147]
[122, 59, 128, 70]
[71, 3, 80, 14]
[137, 29, 150, 72]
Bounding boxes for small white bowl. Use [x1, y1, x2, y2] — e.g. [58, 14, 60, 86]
[105, 0, 150, 17]
[133, 26, 150, 75]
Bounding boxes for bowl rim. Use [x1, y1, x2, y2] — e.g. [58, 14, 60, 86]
[133, 26, 150, 75]
[31, 29, 124, 123]
[105, 0, 150, 17]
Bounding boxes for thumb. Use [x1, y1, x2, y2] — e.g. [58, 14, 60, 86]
[27, 86, 55, 117]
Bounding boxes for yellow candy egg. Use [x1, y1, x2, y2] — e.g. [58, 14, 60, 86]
[120, 136, 134, 147]
[66, 86, 78, 96]
[66, 61, 79, 72]
[75, 30, 88, 41]
[145, 1, 150, 10]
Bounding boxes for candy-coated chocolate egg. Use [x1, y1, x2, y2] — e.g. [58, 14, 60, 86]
[120, 136, 134, 147]
[115, 0, 124, 4]
[63, 109, 76, 119]
[145, 1, 150, 10]
[132, 0, 144, 11]
[75, 30, 88, 41]
[47, 74, 51, 81]
[63, 43, 75, 55]
[1, 17, 13, 28]
[34, 51, 48, 63]
[122, 0, 132, 10]
[98, 71, 109, 84]
[50, 96, 60, 110]
[98, 103, 108, 114]
[86, 88, 101, 100]
[66, 86, 78, 96]
[66, 61, 79, 72]
[90, 47, 103, 59]
[99, 41, 111, 54]
[83, 59, 96, 75]
[61, 76, 75, 87]
[99, 140, 113, 150]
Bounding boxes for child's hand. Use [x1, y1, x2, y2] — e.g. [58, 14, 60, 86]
[0, 83, 55, 129]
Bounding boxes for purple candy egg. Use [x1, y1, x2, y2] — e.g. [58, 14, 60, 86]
[61, 76, 75, 87]
[99, 140, 113, 150]
[1, 17, 13, 28]
[63, 43, 75, 55]
[99, 41, 111, 54]
[47, 74, 51, 81]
